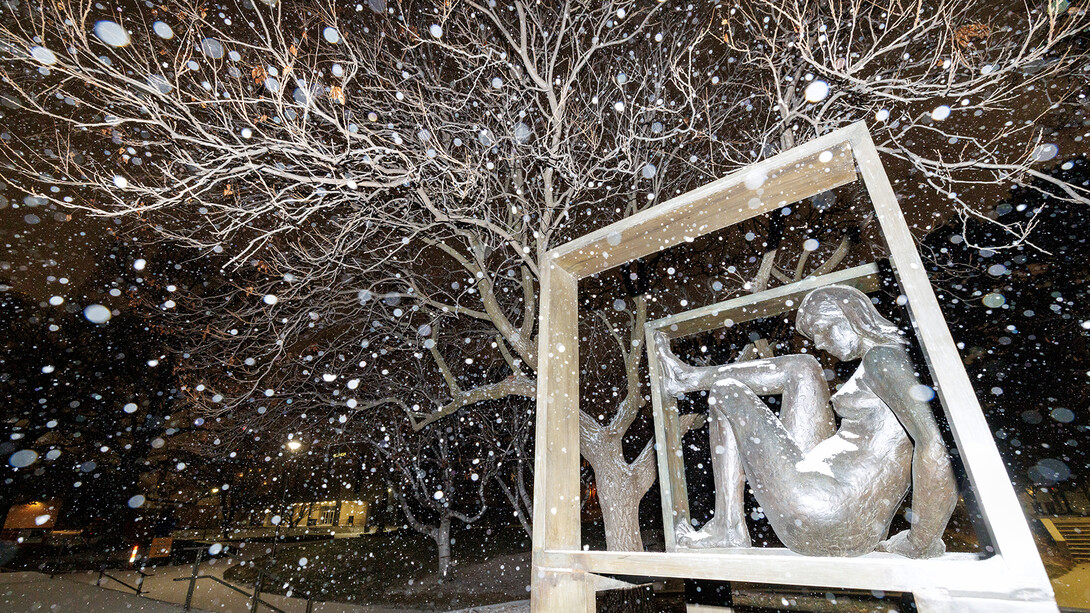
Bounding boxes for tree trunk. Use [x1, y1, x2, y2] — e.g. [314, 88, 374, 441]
[583, 416, 703, 552]
[595, 466, 644, 552]
[435, 515, 452, 580]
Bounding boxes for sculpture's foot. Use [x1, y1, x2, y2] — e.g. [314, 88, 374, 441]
[653, 331, 693, 397]
[878, 529, 947, 559]
[676, 517, 752, 550]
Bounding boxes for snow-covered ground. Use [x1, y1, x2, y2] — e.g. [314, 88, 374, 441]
[0, 566, 532, 612]
[61, 557, 381, 612]
[0, 571, 204, 612]
[447, 602, 529, 613]
[50, 549, 531, 613]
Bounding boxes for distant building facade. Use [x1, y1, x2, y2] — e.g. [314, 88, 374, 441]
[263, 499, 369, 529]
[1, 499, 60, 544]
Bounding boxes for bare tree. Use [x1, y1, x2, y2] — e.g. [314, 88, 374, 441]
[362, 407, 498, 579]
[483, 399, 536, 538]
[713, 0, 1090, 250]
[2, 0, 1087, 554]
[578, 295, 705, 551]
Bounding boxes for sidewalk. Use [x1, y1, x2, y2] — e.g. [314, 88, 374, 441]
[4, 548, 532, 612]
[0, 571, 206, 612]
[63, 556, 385, 612]
[1054, 562, 1090, 610]
[447, 602, 529, 613]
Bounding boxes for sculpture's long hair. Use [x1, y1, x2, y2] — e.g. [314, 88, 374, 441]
[796, 285, 906, 346]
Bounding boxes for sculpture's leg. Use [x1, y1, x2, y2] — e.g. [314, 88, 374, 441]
[707, 407, 751, 546]
[654, 333, 834, 547]
[707, 379, 807, 509]
[712, 364, 835, 541]
[653, 331, 833, 453]
[775, 357, 835, 454]
[677, 383, 777, 550]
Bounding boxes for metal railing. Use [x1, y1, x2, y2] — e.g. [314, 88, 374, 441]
[172, 545, 314, 613]
[172, 574, 296, 613]
[16, 540, 320, 612]
[95, 565, 152, 596]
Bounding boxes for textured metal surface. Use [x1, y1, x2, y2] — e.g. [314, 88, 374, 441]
[655, 285, 957, 558]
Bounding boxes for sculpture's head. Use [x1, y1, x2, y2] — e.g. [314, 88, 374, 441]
[796, 285, 904, 360]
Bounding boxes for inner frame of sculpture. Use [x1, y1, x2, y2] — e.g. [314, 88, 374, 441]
[654, 284, 958, 559]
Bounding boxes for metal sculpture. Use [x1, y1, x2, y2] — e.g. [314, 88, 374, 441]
[654, 285, 958, 558]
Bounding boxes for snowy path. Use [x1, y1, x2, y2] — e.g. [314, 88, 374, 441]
[0, 571, 205, 612]
[446, 602, 529, 613]
[49, 552, 530, 613]
[1054, 563, 1090, 610]
[60, 556, 389, 612]
[3, 538, 531, 613]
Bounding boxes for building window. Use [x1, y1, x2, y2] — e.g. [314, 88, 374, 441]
[320, 507, 335, 525]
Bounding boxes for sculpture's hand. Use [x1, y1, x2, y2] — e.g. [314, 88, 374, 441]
[877, 529, 946, 559]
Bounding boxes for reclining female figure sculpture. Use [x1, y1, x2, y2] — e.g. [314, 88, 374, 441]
[654, 285, 958, 558]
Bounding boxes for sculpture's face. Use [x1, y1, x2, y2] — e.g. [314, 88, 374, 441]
[805, 310, 861, 361]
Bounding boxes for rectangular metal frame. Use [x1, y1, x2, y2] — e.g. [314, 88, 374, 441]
[530, 122, 1056, 612]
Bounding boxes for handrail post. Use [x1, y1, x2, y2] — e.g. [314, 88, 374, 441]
[184, 547, 203, 611]
[250, 569, 263, 613]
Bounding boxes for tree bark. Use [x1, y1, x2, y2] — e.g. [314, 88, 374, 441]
[581, 421, 656, 552]
[435, 514, 452, 580]
[594, 460, 646, 552]
[583, 411, 705, 551]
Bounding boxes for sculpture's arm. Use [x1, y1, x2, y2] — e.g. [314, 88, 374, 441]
[654, 332, 827, 407]
[862, 346, 958, 558]
[714, 354, 825, 396]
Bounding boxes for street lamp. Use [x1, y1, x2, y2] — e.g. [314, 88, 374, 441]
[254, 438, 304, 611]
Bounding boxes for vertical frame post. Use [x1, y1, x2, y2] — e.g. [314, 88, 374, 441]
[531, 260, 585, 608]
[646, 329, 689, 551]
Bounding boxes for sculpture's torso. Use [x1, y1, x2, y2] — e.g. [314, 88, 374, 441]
[749, 359, 913, 556]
